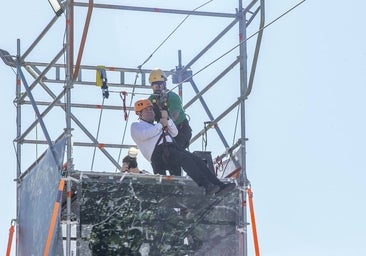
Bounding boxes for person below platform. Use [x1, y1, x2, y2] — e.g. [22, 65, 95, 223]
[121, 147, 142, 174]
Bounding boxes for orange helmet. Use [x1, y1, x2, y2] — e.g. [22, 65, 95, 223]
[134, 99, 153, 114]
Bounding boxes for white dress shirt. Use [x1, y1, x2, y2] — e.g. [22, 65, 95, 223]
[131, 119, 178, 162]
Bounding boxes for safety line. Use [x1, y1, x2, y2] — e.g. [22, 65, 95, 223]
[90, 97, 105, 170]
[6, 220, 15, 256]
[248, 187, 260, 256]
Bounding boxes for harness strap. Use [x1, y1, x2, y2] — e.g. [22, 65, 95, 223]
[154, 127, 175, 164]
[155, 127, 168, 147]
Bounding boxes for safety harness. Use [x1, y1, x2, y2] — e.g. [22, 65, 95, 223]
[154, 126, 176, 164]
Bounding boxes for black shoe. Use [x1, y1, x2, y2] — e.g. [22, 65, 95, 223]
[216, 183, 236, 196]
[205, 184, 221, 196]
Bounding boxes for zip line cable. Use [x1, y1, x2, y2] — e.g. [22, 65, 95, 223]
[137, 0, 214, 69]
[169, 0, 306, 93]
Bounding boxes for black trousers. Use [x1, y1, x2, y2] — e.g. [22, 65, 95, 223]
[151, 143, 222, 188]
[174, 119, 192, 150]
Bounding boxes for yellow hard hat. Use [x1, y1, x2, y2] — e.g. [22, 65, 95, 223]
[149, 68, 167, 84]
[134, 99, 153, 114]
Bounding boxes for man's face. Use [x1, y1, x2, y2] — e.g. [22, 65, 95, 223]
[151, 81, 165, 94]
[140, 106, 155, 122]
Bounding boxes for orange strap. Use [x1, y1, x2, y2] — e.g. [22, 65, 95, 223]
[6, 220, 15, 256]
[247, 188, 260, 256]
[43, 179, 65, 256]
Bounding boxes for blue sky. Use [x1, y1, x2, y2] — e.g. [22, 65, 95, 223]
[1, 1, 366, 255]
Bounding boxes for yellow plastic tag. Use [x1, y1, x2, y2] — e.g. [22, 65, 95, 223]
[96, 65, 106, 87]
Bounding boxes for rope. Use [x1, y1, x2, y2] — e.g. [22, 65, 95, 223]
[120, 91, 128, 121]
[247, 187, 260, 256]
[202, 124, 208, 151]
[6, 220, 15, 256]
[90, 97, 105, 171]
[43, 179, 65, 256]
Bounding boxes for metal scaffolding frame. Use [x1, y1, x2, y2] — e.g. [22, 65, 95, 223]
[1, 0, 265, 255]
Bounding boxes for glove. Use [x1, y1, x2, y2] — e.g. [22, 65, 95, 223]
[160, 117, 168, 127]
[161, 110, 168, 119]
